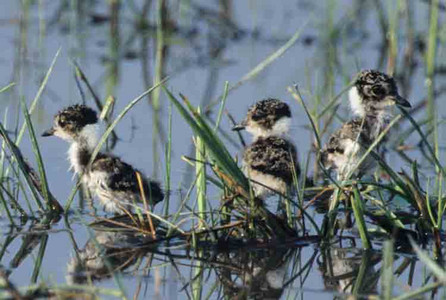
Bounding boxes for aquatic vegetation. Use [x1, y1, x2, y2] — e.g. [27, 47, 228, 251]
[0, 1, 446, 299]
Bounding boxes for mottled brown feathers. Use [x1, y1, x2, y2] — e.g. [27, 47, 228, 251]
[244, 136, 300, 184]
[246, 98, 291, 130]
[355, 70, 399, 103]
[55, 104, 98, 134]
[91, 154, 164, 205]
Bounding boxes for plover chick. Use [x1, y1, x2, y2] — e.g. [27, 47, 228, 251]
[321, 70, 411, 180]
[42, 104, 163, 213]
[348, 69, 411, 138]
[233, 99, 300, 197]
[232, 98, 292, 141]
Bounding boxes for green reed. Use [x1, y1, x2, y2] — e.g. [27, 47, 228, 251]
[0, 49, 60, 215]
[14, 49, 60, 148]
[21, 99, 62, 213]
[163, 103, 173, 217]
[426, 0, 439, 158]
[0, 122, 43, 212]
[352, 186, 371, 249]
[381, 240, 394, 299]
[195, 107, 207, 228]
[192, 250, 204, 300]
[206, 24, 306, 111]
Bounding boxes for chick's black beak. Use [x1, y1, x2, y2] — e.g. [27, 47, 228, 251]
[232, 124, 246, 131]
[394, 94, 411, 108]
[41, 128, 55, 137]
[232, 119, 247, 131]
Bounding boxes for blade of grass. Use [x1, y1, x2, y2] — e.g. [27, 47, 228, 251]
[0, 122, 43, 211]
[195, 108, 207, 229]
[20, 98, 62, 213]
[164, 88, 247, 190]
[213, 81, 229, 132]
[345, 115, 401, 180]
[206, 23, 308, 111]
[163, 103, 173, 217]
[399, 107, 445, 177]
[71, 60, 118, 148]
[352, 186, 371, 249]
[0, 83, 15, 94]
[426, 0, 439, 162]
[0, 191, 15, 226]
[394, 282, 441, 300]
[289, 84, 341, 189]
[409, 237, 446, 283]
[88, 77, 169, 169]
[15, 48, 60, 146]
[30, 234, 48, 283]
[381, 240, 394, 300]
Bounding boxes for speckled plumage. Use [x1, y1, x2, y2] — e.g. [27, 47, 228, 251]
[235, 98, 292, 140]
[87, 153, 163, 212]
[355, 70, 399, 102]
[246, 99, 291, 130]
[235, 99, 299, 197]
[43, 105, 163, 213]
[350, 70, 410, 118]
[244, 136, 299, 196]
[321, 118, 376, 180]
[321, 70, 410, 180]
[55, 105, 98, 136]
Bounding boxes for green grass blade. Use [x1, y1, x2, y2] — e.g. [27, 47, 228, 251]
[352, 186, 371, 249]
[163, 103, 173, 217]
[394, 282, 441, 300]
[20, 99, 62, 213]
[88, 77, 169, 168]
[0, 122, 43, 211]
[30, 234, 48, 283]
[399, 107, 445, 177]
[164, 87, 248, 189]
[213, 81, 229, 132]
[0, 82, 15, 94]
[409, 237, 446, 283]
[381, 240, 394, 300]
[15, 48, 60, 146]
[345, 115, 401, 179]
[206, 23, 307, 110]
[195, 108, 207, 228]
[236, 23, 307, 89]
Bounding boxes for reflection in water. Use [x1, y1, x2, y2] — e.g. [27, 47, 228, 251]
[66, 230, 146, 284]
[319, 246, 379, 298]
[65, 224, 319, 298]
[0, 217, 421, 299]
[216, 248, 292, 299]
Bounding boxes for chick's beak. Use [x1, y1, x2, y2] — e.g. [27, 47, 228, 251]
[232, 120, 247, 131]
[41, 128, 55, 137]
[392, 94, 411, 108]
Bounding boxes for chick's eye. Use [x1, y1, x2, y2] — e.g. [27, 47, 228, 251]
[335, 147, 344, 154]
[59, 119, 67, 127]
[372, 85, 385, 96]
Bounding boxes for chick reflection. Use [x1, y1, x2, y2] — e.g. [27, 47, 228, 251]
[66, 230, 146, 284]
[216, 248, 292, 299]
[319, 246, 379, 297]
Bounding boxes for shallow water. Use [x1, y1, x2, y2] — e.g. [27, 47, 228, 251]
[0, 0, 445, 299]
